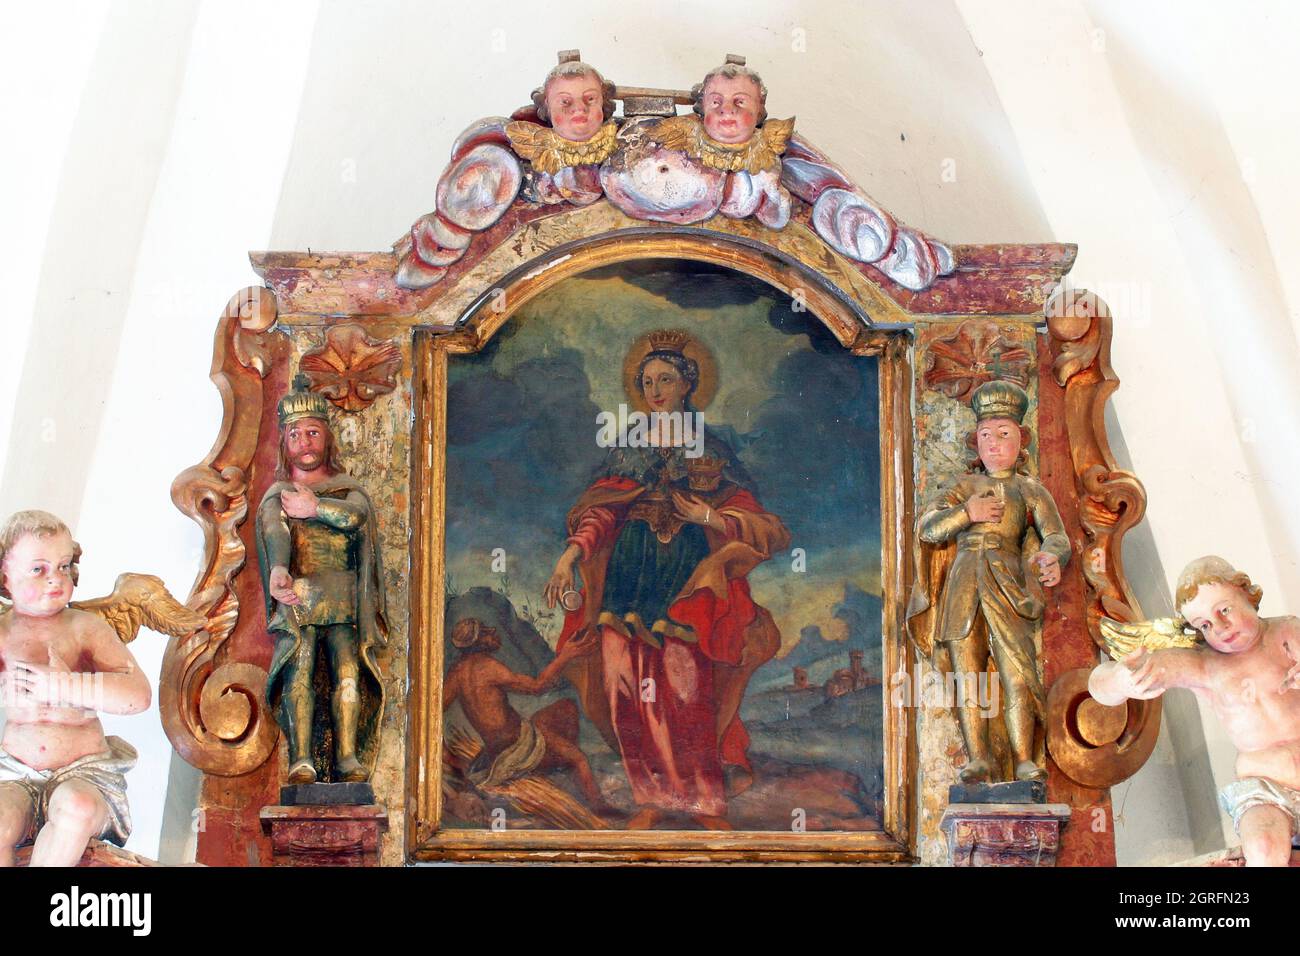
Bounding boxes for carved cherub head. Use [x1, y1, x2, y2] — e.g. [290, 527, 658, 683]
[531, 59, 617, 142]
[0, 509, 81, 613]
[1176, 556, 1265, 653]
[692, 57, 769, 144]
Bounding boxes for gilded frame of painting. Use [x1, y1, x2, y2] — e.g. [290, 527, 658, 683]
[405, 233, 917, 863]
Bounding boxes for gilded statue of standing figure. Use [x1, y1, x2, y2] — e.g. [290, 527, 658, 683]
[906, 380, 1071, 784]
[256, 376, 388, 786]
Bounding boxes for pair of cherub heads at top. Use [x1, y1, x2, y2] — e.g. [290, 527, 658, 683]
[532, 55, 768, 146]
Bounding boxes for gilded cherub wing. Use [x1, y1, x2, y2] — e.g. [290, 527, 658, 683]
[505, 120, 550, 162]
[505, 120, 565, 175]
[649, 115, 700, 154]
[760, 117, 795, 157]
[1099, 616, 1200, 660]
[70, 573, 207, 644]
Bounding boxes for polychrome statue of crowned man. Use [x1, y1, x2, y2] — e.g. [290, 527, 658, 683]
[906, 380, 1070, 785]
[256, 375, 388, 786]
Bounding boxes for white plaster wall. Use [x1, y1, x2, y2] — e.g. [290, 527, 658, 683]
[4, 0, 1294, 863]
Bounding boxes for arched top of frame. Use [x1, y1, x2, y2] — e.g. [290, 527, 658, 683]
[445, 225, 883, 354]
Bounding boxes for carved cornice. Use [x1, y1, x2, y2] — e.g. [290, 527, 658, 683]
[1044, 288, 1160, 789]
[167, 287, 279, 776]
[251, 210, 1076, 327]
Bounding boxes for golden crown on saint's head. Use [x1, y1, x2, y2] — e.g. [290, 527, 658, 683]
[970, 379, 1029, 424]
[647, 330, 691, 356]
[278, 373, 332, 429]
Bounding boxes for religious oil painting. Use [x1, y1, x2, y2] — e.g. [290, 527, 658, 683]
[440, 260, 885, 834]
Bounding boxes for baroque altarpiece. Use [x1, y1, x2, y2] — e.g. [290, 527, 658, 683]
[156, 53, 1161, 867]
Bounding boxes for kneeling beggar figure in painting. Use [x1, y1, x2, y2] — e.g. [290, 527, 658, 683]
[443, 618, 607, 808]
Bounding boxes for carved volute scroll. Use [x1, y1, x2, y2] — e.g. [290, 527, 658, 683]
[1043, 288, 1160, 789]
[167, 287, 279, 775]
[1046, 289, 1147, 633]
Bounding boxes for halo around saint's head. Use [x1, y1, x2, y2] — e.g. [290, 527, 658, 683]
[622, 329, 718, 413]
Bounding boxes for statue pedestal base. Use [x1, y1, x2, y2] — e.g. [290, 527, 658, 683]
[940, 803, 1072, 867]
[259, 804, 388, 867]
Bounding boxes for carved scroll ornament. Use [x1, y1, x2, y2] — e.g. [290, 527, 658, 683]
[167, 287, 279, 775]
[1042, 289, 1160, 789]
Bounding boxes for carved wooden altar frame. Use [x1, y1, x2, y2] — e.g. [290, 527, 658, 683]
[168, 87, 1158, 867]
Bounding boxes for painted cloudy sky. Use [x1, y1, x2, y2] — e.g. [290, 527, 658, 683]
[445, 261, 881, 656]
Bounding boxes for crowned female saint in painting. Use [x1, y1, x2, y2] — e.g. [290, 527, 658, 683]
[544, 329, 791, 830]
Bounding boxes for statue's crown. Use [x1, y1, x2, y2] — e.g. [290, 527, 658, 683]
[970, 379, 1029, 424]
[648, 330, 691, 355]
[278, 373, 331, 428]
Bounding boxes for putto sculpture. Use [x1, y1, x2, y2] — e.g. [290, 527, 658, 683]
[0, 510, 201, 866]
[1092, 556, 1300, 866]
[601, 55, 794, 228]
[506, 53, 618, 206]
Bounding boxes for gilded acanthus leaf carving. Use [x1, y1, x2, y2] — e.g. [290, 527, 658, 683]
[300, 324, 403, 412]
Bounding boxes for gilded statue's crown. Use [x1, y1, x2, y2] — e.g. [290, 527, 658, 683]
[278, 373, 331, 428]
[970, 379, 1029, 424]
[648, 330, 691, 355]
